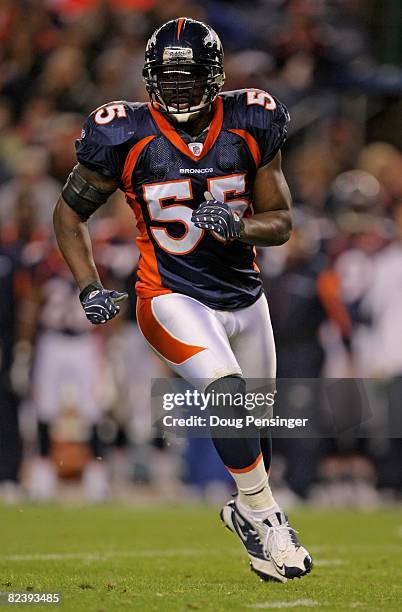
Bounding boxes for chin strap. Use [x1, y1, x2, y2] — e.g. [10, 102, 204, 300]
[171, 111, 203, 123]
[151, 93, 213, 122]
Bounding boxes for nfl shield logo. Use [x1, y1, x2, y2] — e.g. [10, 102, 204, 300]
[188, 142, 203, 157]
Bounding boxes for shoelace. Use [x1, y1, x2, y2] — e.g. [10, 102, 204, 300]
[257, 520, 299, 562]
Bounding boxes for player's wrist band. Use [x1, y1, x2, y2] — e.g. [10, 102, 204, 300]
[79, 281, 103, 302]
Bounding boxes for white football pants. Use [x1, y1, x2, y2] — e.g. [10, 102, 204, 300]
[136, 292, 276, 390]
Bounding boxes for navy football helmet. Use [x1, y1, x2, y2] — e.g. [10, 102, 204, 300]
[143, 17, 225, 122]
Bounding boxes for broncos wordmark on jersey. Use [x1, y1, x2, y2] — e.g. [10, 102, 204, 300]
[76, 89, 289, 310]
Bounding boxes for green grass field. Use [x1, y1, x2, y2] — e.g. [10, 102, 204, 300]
[0, 504, 401, 611]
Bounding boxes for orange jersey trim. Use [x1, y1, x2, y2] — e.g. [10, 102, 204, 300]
[148, 96, 223, 163]
[122, 135, 156, 192]
[229, 129, 262, 168]
[136, 297, 206, 364]
[121, 135, 170, 298]
[126, 195, 171, 298]
[227, 452, 263, 474]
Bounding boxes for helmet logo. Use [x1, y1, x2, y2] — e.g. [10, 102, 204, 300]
[163, 47, 193, 61]
[188, 142, 203, 157]
[203, 27, 222, 50]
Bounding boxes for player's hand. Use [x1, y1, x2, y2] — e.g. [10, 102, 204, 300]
[79, 282, 128, 325]
[191, 191, 243, 241]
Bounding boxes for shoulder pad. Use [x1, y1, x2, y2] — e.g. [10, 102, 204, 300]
[76, 102, 149, 178]
[83, 101, 147, 147]
[221, 89, 290, 166]
[221, 89, 289, 128]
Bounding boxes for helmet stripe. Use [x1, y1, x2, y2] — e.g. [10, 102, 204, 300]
[176, 17, 186, 40]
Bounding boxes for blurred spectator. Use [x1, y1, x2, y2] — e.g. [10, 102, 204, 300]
[262, 210, 328, 378]
[289, 143, 339, 210]
[37, 46, 96, 113]
[0, 217, 23, 500]
[358, 199, 402, 378]
[0, 146, 61, 228]
[44, 113, 83, 182]
[357, 142, 402, 207]
[0, 98, 24, 183]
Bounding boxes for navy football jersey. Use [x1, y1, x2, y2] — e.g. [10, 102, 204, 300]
[76, 90, 290, 310]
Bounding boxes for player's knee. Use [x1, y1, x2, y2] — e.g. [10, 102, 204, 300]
[205, 375, 246, 419]
[206, 374, 245, 395]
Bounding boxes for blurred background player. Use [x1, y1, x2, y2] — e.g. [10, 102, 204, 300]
[15, 229, 112, 501]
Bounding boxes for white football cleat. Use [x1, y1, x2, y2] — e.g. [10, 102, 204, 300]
[254, 510, 313, 579]
[220, 500, 287, 583]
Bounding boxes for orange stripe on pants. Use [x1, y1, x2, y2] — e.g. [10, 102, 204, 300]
[136, 297, 207, 365]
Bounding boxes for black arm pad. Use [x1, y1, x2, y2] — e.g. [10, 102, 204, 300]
[62, 165, 116, 221]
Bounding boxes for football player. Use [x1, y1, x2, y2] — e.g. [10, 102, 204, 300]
[53, 18, 312, 582]
[17, 237, 111, 501]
